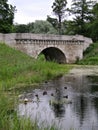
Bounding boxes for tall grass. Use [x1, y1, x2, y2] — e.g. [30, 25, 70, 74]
[0, 92, 37, 130]
[0, 43, 71, 90]
[0, 43, 72, 130]
[0, 91, 61, 130]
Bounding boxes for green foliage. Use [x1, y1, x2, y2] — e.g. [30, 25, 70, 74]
[79, 57, 98, 65]
[62, 20, 74, 35]
[0, 43, 71, 90]
[27, 22, 34, 33]
[47, 15, 58, 32]
[0, 93, 54, 130]
[37, 54, 46, 61]
[10, 0, 98, 39]
[83, 44, 94, 56]
[14, 24, 30, 33]
[0, 42, 73, 130]
[86, 3, 98, 41]
[13, 20, 57, 34]
[78, 42, 98, 65]
[68, 0, 96, 35]
[33, 20, 57, 34]
[0, 0, 16, 33]
[52, 0, 67, 34]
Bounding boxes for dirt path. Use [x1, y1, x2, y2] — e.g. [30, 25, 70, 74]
[69, 65, 98, 76]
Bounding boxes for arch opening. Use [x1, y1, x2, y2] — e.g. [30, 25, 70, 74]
[38, 47, 66, 63]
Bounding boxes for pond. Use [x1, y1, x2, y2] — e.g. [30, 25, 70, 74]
[18, 68, 98, 130]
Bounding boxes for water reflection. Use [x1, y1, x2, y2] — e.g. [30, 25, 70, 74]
[49, 88, 66, 118]
[18, 74, 98, 130]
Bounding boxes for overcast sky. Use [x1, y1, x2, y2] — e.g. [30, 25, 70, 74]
[8, 0, 72, 24]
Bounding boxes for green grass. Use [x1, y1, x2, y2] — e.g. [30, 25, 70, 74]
[1, 41, 97, 130]
[78, 41, 98, 65]
[0, 42, 72, 130]
[0, 43, 72, 90]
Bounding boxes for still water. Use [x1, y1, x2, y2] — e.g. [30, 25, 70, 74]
[18, 74, 98, 130]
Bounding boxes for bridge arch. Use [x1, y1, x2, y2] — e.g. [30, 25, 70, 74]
[38, 47, 66, 63]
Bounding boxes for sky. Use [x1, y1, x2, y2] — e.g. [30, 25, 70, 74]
[8, 0, 72, 24]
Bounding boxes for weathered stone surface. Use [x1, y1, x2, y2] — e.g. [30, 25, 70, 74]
[0, 33, 93, 63]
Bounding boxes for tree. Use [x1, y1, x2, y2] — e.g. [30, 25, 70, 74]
[69, 0, 96, 35]
[14, 24, 30, 33]
[0, 0, 16, 33]
[13, 21, 57, 34]
[87, 3, 98, 41]
[32, 20, 57, 34]
[27, 22, 34, 33]
[47, 15, 58, 32]
[52, 0, 67, 34]
[62, 20, 75, 35]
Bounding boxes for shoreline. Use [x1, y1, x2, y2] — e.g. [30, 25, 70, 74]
[69, 65, 98, 76]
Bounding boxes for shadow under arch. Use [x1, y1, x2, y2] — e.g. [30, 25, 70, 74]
[38, 47, 66, 63]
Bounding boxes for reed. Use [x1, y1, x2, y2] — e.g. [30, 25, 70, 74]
[0, 92, 58, 130]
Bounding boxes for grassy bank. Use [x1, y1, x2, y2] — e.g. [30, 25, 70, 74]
[0, 43, 72, 130]
[78, 41, 98, 65]
[0, 43, 72, 90]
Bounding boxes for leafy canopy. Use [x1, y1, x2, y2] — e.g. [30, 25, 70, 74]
[0, 0, 16, 33]
[52, 0, 67, 34]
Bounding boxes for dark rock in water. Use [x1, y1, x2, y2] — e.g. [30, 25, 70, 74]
[64, 86, 67, 89]
[51, 93, 54, 96]
[63, 95, 68, 99]
[43, 91, 47, 95]
[45, 81, 48, 83]
[35, 94, 38, 97]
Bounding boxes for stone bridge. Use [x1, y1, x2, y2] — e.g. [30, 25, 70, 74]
[0, 33, 93, 63]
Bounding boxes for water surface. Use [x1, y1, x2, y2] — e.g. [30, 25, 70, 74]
[18, 73, 98, 130]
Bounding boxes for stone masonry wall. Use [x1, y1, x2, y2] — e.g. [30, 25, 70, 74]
[0, 33, 93, 63]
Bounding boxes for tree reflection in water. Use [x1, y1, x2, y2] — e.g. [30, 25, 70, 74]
[49, 88, 65, 118]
